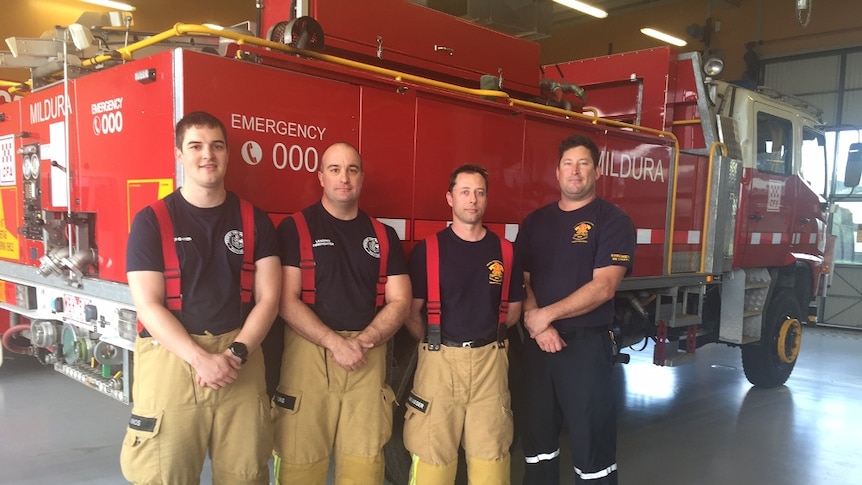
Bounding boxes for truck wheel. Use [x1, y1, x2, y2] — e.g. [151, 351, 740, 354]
[741, 290, 802, 388]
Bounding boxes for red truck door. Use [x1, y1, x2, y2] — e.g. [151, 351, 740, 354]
[737, 109, 798, 267]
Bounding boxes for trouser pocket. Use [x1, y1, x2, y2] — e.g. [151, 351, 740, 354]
[120, 409, 164, 484]
[402, 390, 437, 459]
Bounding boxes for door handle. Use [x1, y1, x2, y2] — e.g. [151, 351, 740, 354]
[434, 45, 454, 56]
[799, 217, 810, 224]
[750, 213, 763, 221]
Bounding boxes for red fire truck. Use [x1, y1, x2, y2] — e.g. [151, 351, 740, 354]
[0, 0, 831, 463]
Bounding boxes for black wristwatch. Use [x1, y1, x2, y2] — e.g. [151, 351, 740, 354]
[228, 342, 248, 364]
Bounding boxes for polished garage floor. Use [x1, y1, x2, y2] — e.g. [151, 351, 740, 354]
[0, 325, 860, 485]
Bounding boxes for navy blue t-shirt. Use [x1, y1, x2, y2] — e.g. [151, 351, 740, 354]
[410, 227, 525, 342]
[515, 197, 634, 331]
[278, 202, 407, 331]
[126, 190, 279, 335]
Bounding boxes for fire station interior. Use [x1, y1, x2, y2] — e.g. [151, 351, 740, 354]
[2, 0, 862, 484]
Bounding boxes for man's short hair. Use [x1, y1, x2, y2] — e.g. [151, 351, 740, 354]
[559, 134, 600, 167]
[448, 164, 489, 192]
[175, 111, 227, 149]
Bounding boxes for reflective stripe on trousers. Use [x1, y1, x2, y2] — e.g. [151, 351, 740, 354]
[524, 449, 560, 464]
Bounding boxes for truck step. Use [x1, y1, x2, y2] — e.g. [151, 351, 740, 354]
[667, 313, 702, 328]
[655, 284, 706, 329]
[720, 268, 770, 344]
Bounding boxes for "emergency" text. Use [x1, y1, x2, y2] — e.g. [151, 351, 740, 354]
[231, 113, 327, 140]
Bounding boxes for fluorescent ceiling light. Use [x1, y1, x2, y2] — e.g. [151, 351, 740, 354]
[80, 0, 136, 12]
[553, 0, 608, 19]
[640, 27, 687, 47]
[203, 24, 224, 31]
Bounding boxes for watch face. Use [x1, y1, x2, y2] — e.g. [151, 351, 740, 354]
[230, 342, 248, 363]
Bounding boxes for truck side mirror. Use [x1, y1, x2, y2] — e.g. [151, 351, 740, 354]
[844, 142, 862, 188]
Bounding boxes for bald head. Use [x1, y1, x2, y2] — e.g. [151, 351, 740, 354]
[318, 142, 364, 218]
[321, 142, 363, 172]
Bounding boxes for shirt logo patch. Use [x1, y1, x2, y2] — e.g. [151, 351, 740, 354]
[487, 259, 504, 285]
[363, 236, 381, 259]
[611, 253, 631, 263]
[572, 221, 593, 244]
[224, 229, 244, 255]
[312, 238, 334, 248]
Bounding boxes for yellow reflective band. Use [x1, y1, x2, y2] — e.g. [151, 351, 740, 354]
[409, 454, 420, 485]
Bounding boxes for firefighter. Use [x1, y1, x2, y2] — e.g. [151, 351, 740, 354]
[272, 142, 411, 484]
[122, 111, 281, 484]
[403, 164, 525, 484]
[514, 134, 634, 485]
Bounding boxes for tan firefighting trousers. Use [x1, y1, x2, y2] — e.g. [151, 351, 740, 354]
[120, 329, 272, 485]
[403, 342, 513, 485]
[272, 328, 396, 485]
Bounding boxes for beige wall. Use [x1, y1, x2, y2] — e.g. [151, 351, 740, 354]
[539, 0, 862, 83]
[3, 0, 861, 84]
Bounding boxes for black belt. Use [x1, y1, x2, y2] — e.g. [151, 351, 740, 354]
[138, 329, 229, 338]
[558, 326, 609, 340]
[441, 338, 496, 348]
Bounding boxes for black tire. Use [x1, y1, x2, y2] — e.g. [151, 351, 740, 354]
[741, 289, 802, 388]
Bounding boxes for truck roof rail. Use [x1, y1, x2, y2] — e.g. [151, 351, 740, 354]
[756, 85, 824, 123]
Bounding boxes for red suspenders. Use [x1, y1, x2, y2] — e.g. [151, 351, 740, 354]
[151, 199, 182, 313]
[424, 234, 443, 350]
[424, 232, 513, 350]
[291, 211, 390, 307]
[291, 212, 317, 305]
[137, 197, 255, 334]
[238, 200, 256, 305]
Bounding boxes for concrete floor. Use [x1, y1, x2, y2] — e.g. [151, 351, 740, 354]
[0, 325, 860, 485]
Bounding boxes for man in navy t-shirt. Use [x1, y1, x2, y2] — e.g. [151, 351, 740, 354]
[515, 134, 635, 485]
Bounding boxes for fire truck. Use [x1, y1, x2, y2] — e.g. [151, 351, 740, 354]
[0, 0, 833, 477]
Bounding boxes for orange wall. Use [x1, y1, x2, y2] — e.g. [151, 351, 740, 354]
[1, 0, 256, 82]
[3, 0, 861, 84]
[539, 0, 862, 83]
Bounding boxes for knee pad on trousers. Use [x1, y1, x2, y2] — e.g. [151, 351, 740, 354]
[274, 454, 329, 485]
[409, 453, 458, 485]
[334, 451, 384, 485]
[466, 455, 511, 485]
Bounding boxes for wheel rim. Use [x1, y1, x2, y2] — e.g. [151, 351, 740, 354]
[776, 316, 802, 364]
